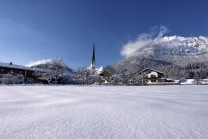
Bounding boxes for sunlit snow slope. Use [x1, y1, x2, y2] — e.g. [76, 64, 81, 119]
[0, 86, 208, 139]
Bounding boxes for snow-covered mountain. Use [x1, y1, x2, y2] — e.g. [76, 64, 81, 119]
[114, 36, 208, 73]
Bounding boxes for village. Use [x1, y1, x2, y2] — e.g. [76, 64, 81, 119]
[2, 1, 208, 138]
[1, 44, 208, 86]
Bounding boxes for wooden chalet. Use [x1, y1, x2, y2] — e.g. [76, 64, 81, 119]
[0, 62, 45, 84]
[137, 68, 165, 84]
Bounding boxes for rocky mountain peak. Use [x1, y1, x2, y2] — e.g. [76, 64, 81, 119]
[114, 36, 208, 73]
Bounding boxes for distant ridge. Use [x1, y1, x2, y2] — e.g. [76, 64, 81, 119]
[114, 36, 208, 74]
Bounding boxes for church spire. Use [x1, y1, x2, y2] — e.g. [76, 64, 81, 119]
[91, 42, 95, 65]
[90, 42, 96, 72]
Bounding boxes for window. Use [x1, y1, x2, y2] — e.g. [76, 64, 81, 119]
[151, 75, 156, 79]
[151, 79, 156, 82]
[18, 76, 22, 80]
[151, 75, 156, 82]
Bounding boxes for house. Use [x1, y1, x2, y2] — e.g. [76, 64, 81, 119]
[137, 68, 180, 85]
[95, 67, 110, 83]
[137, 68, 165, 84]
[0, 62, 44, 84]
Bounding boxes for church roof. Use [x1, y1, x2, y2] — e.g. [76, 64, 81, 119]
[97, 66, 103, 72]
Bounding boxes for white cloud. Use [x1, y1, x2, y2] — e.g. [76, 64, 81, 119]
[120, 26, 169, 57]
[25, 59, 52, 67]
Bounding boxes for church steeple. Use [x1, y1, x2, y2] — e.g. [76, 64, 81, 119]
[90, 42, 96, 72]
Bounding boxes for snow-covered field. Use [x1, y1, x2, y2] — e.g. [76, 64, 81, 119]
[0, 85, 208, 139]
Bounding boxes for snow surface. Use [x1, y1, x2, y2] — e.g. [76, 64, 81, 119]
[0, 85, 208, 139]
[181, 79, 196, 85]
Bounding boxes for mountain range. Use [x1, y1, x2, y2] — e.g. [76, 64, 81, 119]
[113, 36, 208, 74]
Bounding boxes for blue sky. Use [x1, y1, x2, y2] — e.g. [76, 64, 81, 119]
[0, 0, 208, 69]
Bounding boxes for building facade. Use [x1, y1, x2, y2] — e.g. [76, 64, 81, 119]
[0, 62, 44, 84]
[137, 68, 165, 84]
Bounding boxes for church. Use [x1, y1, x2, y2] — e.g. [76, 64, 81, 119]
[89, 42, 104, 74]
[89, 42, 111, 83]
[0, 42, 108, 85]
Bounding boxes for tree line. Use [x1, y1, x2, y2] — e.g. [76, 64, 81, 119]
[1, 58, 208, 85]
[157, 62, 208, 79]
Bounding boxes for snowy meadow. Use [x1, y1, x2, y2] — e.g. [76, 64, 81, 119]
[0, 85, 208, 139]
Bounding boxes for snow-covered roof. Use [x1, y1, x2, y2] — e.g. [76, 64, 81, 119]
[97, 67, 103, 72]
[137, 68, 164, 75]
[180, 79, 196, 85]
[0, 62, 36, 71]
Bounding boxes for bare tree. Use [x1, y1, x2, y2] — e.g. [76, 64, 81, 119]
[33, 58, 72, 85]
[124, 69, 136, 84]
[110, 74, 123, 85]
[75, 67, 91, 85]
[199, 69, 207, 79]
[59, 71, 76, 84]
[194, 71, 200, 85]
[74, 67, 103, 85]
[104, 65, 116, 74]
[2, 71, 23, 85]
[24, 77, 34, 84]
[103, 65, 116, 82]
[33, 70, 53, 85]
[50, 58, 70, 84]
[91, 74, 102, 84]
